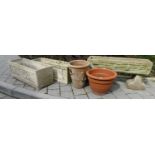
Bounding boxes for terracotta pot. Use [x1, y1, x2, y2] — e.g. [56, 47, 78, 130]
[86, 68, 117, 95]
[69, 60, 90, 89]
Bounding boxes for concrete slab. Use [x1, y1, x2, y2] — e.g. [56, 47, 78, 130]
[61, 91, 74, 99]
[48, 82, 59, 90]
[75, 95, 88, 99]
[72, 87, 86, 96]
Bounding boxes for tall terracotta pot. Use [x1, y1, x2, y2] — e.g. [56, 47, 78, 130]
[86, 68, 117, 95]
[69, 60, 90, 89]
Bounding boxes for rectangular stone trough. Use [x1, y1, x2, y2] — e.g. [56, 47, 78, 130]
[34, 57, 70, 84]
[87, 56, 153, 75]
[9, 58, 53, 90]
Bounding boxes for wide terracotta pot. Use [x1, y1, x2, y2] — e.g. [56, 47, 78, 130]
[86, 68, 117, 95]
[69, 60, 90, 89]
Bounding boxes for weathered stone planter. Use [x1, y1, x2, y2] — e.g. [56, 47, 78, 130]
[9, 58, 53, 90]
[69, 60, 90, 89]
[34, 58, 70, 84]
[88, 56, 153, 75]
[86, 68, 117, 95]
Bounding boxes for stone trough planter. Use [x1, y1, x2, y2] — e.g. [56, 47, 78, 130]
[9, 58, 53, 90]
[87, 56, 153, 75]
[34, 58, 70, 84]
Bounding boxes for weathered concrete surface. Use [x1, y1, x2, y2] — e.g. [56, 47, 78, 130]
[0, 92, 15, 99]
[0, 81, 64, 99]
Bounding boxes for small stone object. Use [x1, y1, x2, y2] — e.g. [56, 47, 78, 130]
[126, 75, 145, 90]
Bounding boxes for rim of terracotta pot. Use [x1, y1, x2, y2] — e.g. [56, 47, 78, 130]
[86, 68, 117, 81]
[69, 60, 90, 69]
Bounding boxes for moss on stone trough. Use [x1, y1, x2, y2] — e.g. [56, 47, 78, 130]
[87, 56, 154, 76]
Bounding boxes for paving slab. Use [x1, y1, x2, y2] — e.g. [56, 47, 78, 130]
[84, 86, 92, 93]
[102, 93, 116, 99]
[0, 92, 6, 98]
[48, 82, 59, 90]
[72, 87, 86, 96]
[2, 95, 16, 99]
[114, 93, 130, 99]
[87, 92, 102, 99]
[61, 91, 74, 99]
[143, 88, 155, 97]
[0, 81, 63, 99]
[139, 94, 155, 99]
[39, 87, 48, 94]
[60, 83, 69, 87]
[60, 85, 72, 92]
[0, 76, 8, 82]
[48, 89, 60, 96]
[5, 77, 16, 85]
[75, 95, 88, 99]
[127, 93, 142, 99]
[24, 85, 35, 91]
[0, 81, 16, 97]
[0, 92, 16, 99]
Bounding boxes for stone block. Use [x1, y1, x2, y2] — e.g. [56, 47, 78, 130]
[9, 58, 53, 89]
[33, 57, 70, 84]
